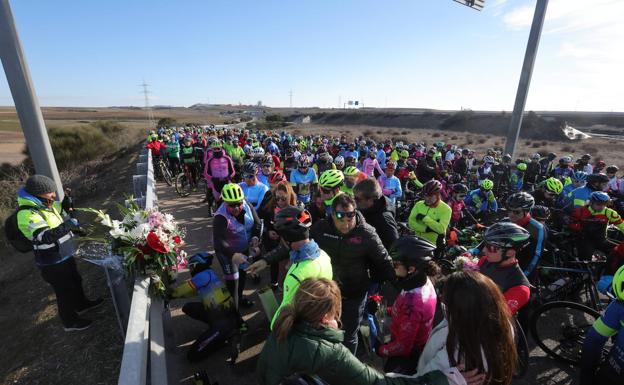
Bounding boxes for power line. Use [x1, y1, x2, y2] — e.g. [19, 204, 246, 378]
[139, 80, 155, 128]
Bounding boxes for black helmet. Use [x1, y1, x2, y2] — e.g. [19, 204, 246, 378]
[606, 165, 619, 174]
[261, 154, 274, 166]
[243, 161, 259, 175]
[452, 183, 468, 194]
[506, 192, 535, 211]
[483, 222, 530, 249]
[274, 206, 312, 242]
[530, 205, 551, 221]
[587, 173, 609, 186]
[389, 236, 435, 267]
[547, 153, 557, 160]
[502, 154, 512, 163]
[450, 174, 463, 184]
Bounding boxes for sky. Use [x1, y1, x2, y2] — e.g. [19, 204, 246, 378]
[0, 0, 622, 111]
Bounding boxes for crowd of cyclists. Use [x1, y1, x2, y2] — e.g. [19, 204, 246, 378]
[146, 124, 624, 385]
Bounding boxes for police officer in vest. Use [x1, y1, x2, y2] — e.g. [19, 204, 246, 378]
[17, 175, 102, 331]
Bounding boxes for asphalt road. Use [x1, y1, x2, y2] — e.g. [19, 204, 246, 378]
[157, 181, 580, 385]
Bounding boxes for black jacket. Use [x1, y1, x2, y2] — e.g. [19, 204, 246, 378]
[358, 196, 398, 250]
[310, 212, 395, 298]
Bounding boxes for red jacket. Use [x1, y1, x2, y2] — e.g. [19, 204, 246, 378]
[146, 140, 165, 157]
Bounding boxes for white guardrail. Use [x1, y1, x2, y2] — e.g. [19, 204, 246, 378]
[118, 149, 168, 385]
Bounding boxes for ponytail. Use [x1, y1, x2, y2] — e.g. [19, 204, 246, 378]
[274, 305, 296, 343]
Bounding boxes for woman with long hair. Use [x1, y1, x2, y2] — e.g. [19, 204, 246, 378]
[259, 180, 298, 289]
[257, 278, 448, 385]
[417, 271, 516, 385]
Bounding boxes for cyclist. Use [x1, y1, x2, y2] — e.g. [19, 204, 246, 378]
[477, 156, 495, 185]
[362, 151, 384, 178]
[203, 139, 235, 204]
[474, 222, 531, 315]
[580, 265, 624, 385]
[491, 154, 512, 195]
[239, 162, 269, 211]
[576, 153, 594, 174]
[539, 152, 557, 179]
[532, 177, 564, 208]
[334, 155, 345, 171]
[566, 172, 610, 210]
[225, 137, 245, 172]
[524, 153, 541, 188]
[241, 206, 333, 328]
[180, 137, 200, 190]
[569, 191, 624, 261]
[164, 135, 181, 175]
[510, 163, 526, 192]
[550, 156, 574, 182]
[464, 179, 498, 216]
[562, 171, 587, 196]
[318, 169, 345, 216]
[214, 183, 262, 310]
[447, 183, 468, 227]
[289, 155, 318, 205]
[408, 180, 452, 254]
[606, 165, 621, 193]
[417, 148, 438, 183]
[377, 161, 402, 206]
[257, 155, 274, 186]
[506, 192, 545, 281]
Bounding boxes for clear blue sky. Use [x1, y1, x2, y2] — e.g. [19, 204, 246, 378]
[0, 0, 622, 111]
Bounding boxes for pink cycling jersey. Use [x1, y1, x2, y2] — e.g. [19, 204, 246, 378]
[362, 158, 384, 177]
[447, 198, 466, 223]
[204, 154, 235, 182]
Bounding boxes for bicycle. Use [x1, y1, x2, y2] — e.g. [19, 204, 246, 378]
[155, 156, 174, 186]
[175, 163, 198, 197]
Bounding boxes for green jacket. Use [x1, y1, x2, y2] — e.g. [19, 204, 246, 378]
[408, 200, 451, 245]
[257, 322, 448, 385]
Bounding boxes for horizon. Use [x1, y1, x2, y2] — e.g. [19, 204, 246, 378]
[1, 0, 623, 112]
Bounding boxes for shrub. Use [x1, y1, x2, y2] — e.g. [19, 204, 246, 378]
[451, 136, 458, 140]
[402, 131, 410, 135]
[432, 132, 441, 138]
[531, 142, 541, 148]
[47, 125, 116, 169]
[525, 141, 532, 146]
[478, 138, 487, 144]
[561, 145, 574, 153]
[265, 114, 284, 122]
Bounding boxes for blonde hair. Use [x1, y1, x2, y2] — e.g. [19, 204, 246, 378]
[273, 278, 342, 342]
[265, 181, 298, 214]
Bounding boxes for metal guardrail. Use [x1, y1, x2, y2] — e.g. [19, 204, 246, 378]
[118, 148, 168, 385]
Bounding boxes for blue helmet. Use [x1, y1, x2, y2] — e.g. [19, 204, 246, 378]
[572, 171, 587, 182]
[590, 191, 610, 203]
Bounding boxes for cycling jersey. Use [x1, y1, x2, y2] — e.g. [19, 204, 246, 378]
[377, 149, 387, 168]
[464, 189, 498, 214]
[180, 145, 198, 164]
[569, 205, 624, 239]
[477, 164, 493, 182]
[289, 168, 317, 203]
[407, 200, 451, 246]
[165, 141, 180, 159]
[446, 197, 465, 224]
[204, 154, 235, 182]
[377, 174, 402, 205]
[239, 181, 268, 210]
[510, 170, 524, 191]
[567, 186, 599, 210]
[478, 256, 530, 315]
[515, 215, 546, 278]
[580, 300, 624, 384]
[362, 158, 383, 178]
[551, 166, 574, 180]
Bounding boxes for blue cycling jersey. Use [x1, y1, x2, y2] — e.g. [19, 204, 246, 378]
[239, 181, 268, 210]
[581, 300, 624, 382]
[289, 168, 317, 203]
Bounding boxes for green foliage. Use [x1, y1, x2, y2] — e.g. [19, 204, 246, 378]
[265, 114, 284, 122]
[439, 110, 474, 130]
[157, 117, 176, 127]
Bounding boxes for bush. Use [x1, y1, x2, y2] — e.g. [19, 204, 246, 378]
[451, 136, 458, 140]
[432, 132, 441, 138]
[478, 138, 487, 144]
[265, 114, 284, 122]
[561, 145, 574, 153]
[439, 110, 474, 130]
[157, 117, 176, 127]
[91, 120, 125, 135]
[47, 125, 116, 169]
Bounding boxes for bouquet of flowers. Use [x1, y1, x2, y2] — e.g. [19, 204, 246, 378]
[79, 202, 187, 296]
[452, 255, 481, 272]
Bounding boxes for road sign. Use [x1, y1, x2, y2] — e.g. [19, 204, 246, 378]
[453, 0, 485, 11]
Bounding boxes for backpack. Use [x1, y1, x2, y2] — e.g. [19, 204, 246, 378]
[4, 205, 42, 253]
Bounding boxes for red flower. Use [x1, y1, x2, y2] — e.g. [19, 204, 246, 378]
[173, 235, 182, 245]
[147, 231, 169, 253]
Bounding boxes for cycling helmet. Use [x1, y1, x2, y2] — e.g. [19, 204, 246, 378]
[242, 161, 259, 175]
[318, 169, 344, 189]
[587, 173, 609, 185]
[318, 152, 332, 163]
[345, 156, 357, 167]
[589, 191, 610, 203]
[423, 179, 442, 195]
[221, 183, 244, 203]
[210, 139, 222, 148]
[298, 155, 311, 168]
[560, 156, 572, 165]
[261, 155, 274, 166]
[612, 265, 624, 301]
[480, 179, 494, 191]
[462, 148, 470, 156]
[483, 156, 495, 164]
[606, 165, 619, 174]
[274, 206, 312, 242]
[435, 141, 445, 149]
[547, 153, 557, 160]
[450, 174, 463, 184]
[386, 161, 397, 170]
[502, 154, 512, 163]
[530, 205, 551, 221]
[268, 171, 287, 185]
[572, 171, 588, 182]
[343, 166, 360, 177]
[251, 147, 265, 157]
[483, 222, 530, 249]
[531, 153, 541, 160]
[452, 184, 469, 194]
[406, 158, 418, 168]
[334, 156, 345, 168]
[544, 177, 563, 194]
[596, 160, 606, 169]
[506, 192, 535, 211]
[516, 163, 527, 171]
[389, 236, 436, 267]
[581, 154, 592, 161]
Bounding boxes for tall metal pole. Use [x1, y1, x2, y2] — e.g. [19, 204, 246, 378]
[504, 0, 549, 157]
[0, 0, 63, 198]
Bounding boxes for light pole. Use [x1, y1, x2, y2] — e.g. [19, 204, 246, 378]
[0, 0, 63, 197]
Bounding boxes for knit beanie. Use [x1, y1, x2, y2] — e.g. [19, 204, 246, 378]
[25, 174, 57, 196]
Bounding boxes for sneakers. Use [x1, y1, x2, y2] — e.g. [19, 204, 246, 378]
[64, 318, 92, 332]
[76, 298, 104, 315]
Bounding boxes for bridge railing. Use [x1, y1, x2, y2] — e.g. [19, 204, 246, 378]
[118, 148, 167, 385]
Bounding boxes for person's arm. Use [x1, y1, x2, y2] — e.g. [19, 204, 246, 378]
[503, 285, 530, 315]
[366, 230, 396, 284]
[523, 223, 545, 277]
[488, 192, 498, 212]
[422, 206, 450, 235]
[379, 304, 423, 357]
[212, 215, 233, 257]
[375, 160, 384, 176]
[390, 178, 402, 200]
[380, 212, 399, 249]
[580, 302, 622, 385]
[408, 204, 427, 233]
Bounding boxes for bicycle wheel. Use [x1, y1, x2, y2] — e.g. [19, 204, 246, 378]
[514, 317, 529, 378]
[175, 173, 191, 197]
[529, 300, 602, 366]
[161, 163, 173, 186]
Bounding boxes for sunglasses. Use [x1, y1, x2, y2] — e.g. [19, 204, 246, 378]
[334, 211, 356, 220]
[227, 202, 243, 209]
[243, 174, 255, 179]
[457, 194, 466, 200]
[485, 243, 501, 253]
[320, 187, 335, 194]
[262, 164, 272, 168]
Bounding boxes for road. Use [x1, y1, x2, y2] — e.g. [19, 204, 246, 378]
[157, 181, 581, 385]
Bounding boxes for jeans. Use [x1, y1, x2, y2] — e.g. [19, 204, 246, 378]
[39, 257, 89, 327]
[341, 292, 367, 354]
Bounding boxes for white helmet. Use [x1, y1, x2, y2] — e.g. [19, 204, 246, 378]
[334, 156, 345, 167]
[252, 147, 265, 157]
[483, 156, 495, 164]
